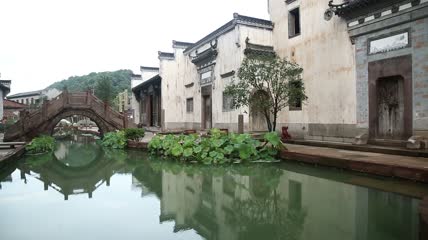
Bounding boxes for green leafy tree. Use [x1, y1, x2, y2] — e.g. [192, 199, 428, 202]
[47, 69, 133, 96]
[95, 75, 113, 104]
[224, 54, 307, 132]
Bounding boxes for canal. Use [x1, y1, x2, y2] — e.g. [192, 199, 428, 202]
[0, 135, 425, 240]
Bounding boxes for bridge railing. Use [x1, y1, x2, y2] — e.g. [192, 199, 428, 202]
[4, 91, 130, 141]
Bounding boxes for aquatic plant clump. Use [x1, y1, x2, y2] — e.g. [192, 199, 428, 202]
[25, 135, 56, 154]
[101, 131, 127, 149]
[148, 129, 283, 164]
[124, 128, 145, 141]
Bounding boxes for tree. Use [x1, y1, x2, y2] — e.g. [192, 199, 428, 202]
[224, 54, 307, 132]
[95, 75, 113, 104]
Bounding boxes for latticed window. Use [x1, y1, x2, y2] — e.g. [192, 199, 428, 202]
[186, 98, 194, 113]
[222, 92, 234, 112]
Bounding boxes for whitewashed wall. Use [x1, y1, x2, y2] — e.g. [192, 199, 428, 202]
[268, 0, 357, 141]
[161, 25, 273, 132]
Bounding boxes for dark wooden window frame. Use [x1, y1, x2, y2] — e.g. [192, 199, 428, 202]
[288, 7, 301, 39]
[186, 98, 194, 113]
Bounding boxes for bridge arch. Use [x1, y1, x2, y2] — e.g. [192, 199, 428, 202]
[47, 109, 111, 137]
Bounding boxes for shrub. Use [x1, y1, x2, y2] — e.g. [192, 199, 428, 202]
[26, 136, 56, 154]
[101, 131, 127, 149]
[148, 129, 283, 164]
[124, 128, 145, 141]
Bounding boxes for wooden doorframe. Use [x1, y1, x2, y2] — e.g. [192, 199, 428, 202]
[368, 55, 412, 140]
[201, 86, 212, 130]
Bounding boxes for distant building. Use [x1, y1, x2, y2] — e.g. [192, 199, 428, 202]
[3, 99, 26, 122]
[0, 80, 11, 120]
[115, 89, 129, 113]
[7, 88, 62, 107]
[131, 67, 161, 126]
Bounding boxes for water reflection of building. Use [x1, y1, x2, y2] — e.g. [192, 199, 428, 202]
[140, 164, 420, 240]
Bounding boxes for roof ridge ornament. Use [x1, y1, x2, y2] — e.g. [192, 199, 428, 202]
[324, 0, 350, 21]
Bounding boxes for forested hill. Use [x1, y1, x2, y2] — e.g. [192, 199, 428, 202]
[47, 69, 132, 95]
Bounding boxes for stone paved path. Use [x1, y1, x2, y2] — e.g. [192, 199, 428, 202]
[286, 144, 428, 169]
[283, 144, 428, 182]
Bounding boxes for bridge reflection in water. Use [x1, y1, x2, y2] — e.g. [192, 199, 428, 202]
[0, 135, 424, 240]
[18, 135, 126, 200]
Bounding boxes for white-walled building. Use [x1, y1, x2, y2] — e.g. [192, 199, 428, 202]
[157, 13, 274, 131]
[7, 88, 62, 106]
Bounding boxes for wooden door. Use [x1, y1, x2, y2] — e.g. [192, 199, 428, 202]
[376, 76, 404, 139]
[251, 109, 266, 132]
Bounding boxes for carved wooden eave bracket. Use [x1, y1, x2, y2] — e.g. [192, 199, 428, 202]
[191, 39, 218, 67]
[324, 0, 418, 21]
[244, 37, 276, 57]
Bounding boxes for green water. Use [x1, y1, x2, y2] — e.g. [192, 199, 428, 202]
[0, 136, 423, 240]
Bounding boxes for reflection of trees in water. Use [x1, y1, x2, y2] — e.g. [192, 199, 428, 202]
[143, 159, 308, 240]
[55, 140, 100, 167]
[227, 167, 307, 240]
[229, 196, 307, 240]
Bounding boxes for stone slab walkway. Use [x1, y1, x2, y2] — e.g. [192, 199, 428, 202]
[281, 144, 428, 183]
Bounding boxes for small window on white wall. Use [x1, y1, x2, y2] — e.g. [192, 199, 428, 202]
[186, 98, 194, 113]
[288, 7, 301, 38]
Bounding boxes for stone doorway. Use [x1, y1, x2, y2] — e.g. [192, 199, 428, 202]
[368, 55, 412, 141]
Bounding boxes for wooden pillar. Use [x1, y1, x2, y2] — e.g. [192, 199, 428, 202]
[123, 114, 128, 129]
[42, 101, 48, 120]
[62, 90, 68, 106]
[161, 109, 165, 132]
[238, 114, 244, 134]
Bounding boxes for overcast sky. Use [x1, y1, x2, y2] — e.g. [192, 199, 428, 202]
[0, 0, 269, 94]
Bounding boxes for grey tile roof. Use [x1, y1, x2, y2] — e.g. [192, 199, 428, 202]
[244, 42, 275, 56]
[132, 74, 161, 93]
[334, 0, 405, 19]
[158, 51, 175, 60]
[172, 40, 194, 49]
[7, 90, 42, 99]
[140, 66, 159, 71]
[183, 13, 273, 54]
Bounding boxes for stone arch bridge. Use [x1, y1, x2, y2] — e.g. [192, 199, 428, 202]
[4, 91, 135, 142]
